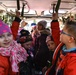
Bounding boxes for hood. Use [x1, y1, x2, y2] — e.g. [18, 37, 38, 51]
[40, 29, 50, 35]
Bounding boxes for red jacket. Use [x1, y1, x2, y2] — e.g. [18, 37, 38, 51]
[56, 53, 76, 75]
[51, 20, 60, 46]
[11, 17, 21, 40]
[0, 55, 19, 75]
[11, 21, 20, 40]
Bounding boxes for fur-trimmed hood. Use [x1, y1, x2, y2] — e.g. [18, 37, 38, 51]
[40, 29, 50, 35]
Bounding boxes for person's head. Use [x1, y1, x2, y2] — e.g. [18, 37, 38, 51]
[31, 23, 36, 30]
[19, 35, 33, 50]
[37, 20, 47, 31]
[20, 29, 30, 37]
[60, 21, 76, 47]
[46, 35, 56, 51]
[0, 20, 13, 48]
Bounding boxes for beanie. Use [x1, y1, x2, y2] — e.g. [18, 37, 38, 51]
[18, 35, 33, 44]
[46, 35, 54, 43]
[37, 20, 47, 28]
[31, 23, 36, 26]
[0, 20, 11, 35]
[20, 29, 30, 37]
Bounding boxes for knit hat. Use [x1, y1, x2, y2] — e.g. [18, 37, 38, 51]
[37, 20, 47, 28]
[20, 29, 30, 37]
[18, 35, 33, 44]
[31, 23, 36, 26]
[0, 20, 11, 35]
[46, 35, 54, 43]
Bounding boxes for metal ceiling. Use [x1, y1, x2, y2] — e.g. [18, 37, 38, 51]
[0, 0, 76, 17]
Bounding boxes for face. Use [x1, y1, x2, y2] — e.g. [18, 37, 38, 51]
[37, 25, 42, 30]
[60, 26, 72, 44]
[0, 32, 13, 48]
[22, 41, 33, 50]
[47, 40, 56, 51]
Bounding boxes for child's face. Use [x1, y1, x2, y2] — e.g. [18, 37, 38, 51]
[22, 41, 33, 50]
[0, 32, 13, 48]
[47, 40, 56, 51]
[37, 25, 43, 30]
[60, 26, 72, 44]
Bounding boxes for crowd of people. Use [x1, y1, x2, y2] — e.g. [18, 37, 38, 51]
[0, 10, 76, 75]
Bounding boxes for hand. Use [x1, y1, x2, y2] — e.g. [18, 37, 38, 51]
[52, 13, 58, 20]
[42, 66, 47, 75]
[16, 10, 20, 17]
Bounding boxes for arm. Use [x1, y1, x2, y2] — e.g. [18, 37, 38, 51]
[51, 13, 60, 46]
[11, 11, 21, 40]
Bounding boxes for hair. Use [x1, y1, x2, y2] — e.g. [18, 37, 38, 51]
[64, 21, 76, 40]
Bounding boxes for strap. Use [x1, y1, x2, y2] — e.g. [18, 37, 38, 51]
[49, 44, 64, 75]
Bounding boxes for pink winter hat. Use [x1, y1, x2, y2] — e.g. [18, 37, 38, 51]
[0, 20, 12, 35]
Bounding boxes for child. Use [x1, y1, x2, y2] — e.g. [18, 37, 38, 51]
[19, 33, 34, 56]
[56, 21, 76, 75]
[34, 20, 50, 70]
[42, 35, 56, 74]
[46, 35, 56, 52]
[18, 30, 35, 75]
[46, 35, 56, 65]
[0, 20, 28, 75]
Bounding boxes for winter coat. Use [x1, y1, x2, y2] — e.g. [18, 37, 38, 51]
[34, 29, 50, 70]
[56, 49, 76, 75]
[46, 51, 54, 68]
[0, 55, 18, 75]
[45, 43, 65, 75]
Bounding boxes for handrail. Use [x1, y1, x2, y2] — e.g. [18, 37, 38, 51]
[17, 0, 20, 10]
[55, 0, 61, 13]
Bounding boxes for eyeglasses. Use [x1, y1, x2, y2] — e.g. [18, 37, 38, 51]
[60, 30, 75, 40]
[60, 30, 72, 36]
